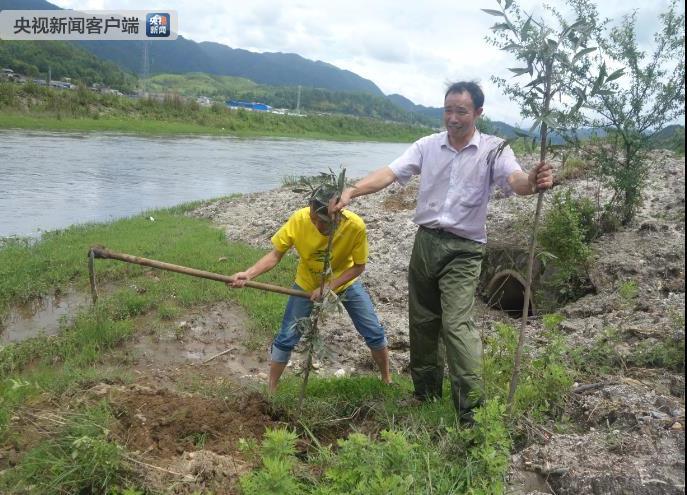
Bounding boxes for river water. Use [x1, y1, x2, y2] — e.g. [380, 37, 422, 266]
[0, 130, 411, 238]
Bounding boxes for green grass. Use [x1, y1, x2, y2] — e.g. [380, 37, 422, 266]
[0, 82, 429, 142]
[0, 402, 133, 494]
[0, 199, 296, 441]
[145, 72, 259, 96]
[0, 200, 294, 328]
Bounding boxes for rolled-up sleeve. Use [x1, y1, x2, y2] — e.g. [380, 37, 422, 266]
[389, 140, 423, 185]
[492, 144, 522, 195]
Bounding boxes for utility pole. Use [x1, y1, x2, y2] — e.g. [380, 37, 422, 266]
[47, 66, 51, 86]
[296, 84, 301, 115]
[142, 41, 150, 96]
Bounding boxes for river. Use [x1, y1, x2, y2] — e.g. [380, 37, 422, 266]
[0, 130, 411, 238]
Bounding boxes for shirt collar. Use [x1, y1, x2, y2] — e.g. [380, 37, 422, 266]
[442, 128, 482, 152]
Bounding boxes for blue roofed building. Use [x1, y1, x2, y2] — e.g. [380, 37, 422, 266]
[226, 99, 273, 112]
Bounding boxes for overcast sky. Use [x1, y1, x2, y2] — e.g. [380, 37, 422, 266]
[53, 0, 684, 125]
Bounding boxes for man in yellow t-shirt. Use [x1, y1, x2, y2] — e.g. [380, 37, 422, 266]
[230, 193, 391, 393]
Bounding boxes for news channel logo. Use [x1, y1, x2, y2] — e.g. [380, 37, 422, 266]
[0, 10, 178, 40]
[145, 13, 171, 38]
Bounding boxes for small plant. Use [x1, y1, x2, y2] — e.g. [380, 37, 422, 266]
[627, 336, 685, 372]
[484, 0, 602, 412]
[157, 302, 181, 321]
[537, 189, 597, 309]
[558, 155, 593, 181]
[239, 428, 303, 495]
[617, 280, 639, 302]
[1, 403, 132, 494]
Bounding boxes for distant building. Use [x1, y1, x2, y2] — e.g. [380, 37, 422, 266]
[50, 80, 75, 90]
[226, 99, 272, 112]
[196, 96, 212, 107]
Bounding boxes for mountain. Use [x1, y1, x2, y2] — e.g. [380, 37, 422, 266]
[0, 0, 384, 95]
[387, 94, 443, 125]
[0, 40, 137, 91]
[649, 124, 685, 153]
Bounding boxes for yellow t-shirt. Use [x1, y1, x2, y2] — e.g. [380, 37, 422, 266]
[271, 207, 368, 293]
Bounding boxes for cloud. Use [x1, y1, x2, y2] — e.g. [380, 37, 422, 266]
[51, 0, 684, 124]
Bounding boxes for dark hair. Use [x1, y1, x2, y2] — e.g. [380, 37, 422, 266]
[445, 81, 484, 109]
[309, 197, 327, 212]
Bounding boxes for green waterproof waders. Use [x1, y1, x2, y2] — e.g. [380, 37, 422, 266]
[408, 226, 485, 416]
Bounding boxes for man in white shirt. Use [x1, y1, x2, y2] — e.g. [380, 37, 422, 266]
[332, 81, 553, 421]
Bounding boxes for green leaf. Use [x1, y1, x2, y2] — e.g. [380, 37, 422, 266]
[573, 96, 585, 113]
[521, 14, 533, 39]
[529, 119, 542, 134]
[561, 19, 586, 40]
[524, 76, 545, 88]
[555, 52, 571, 66]
[572, 47, 596, 63]
[504, 0, 514, 9]
[501, 43, 523, 51]
[542, 114, 557, 129]
[591, 70, 605, 95]
[508, 67, 531, 76]
[492, 22, 512, 31]
[604, 68, 625, 82]
[482, 9, 505, 16]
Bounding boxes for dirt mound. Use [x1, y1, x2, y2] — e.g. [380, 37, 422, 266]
[104, 385, 274, 459]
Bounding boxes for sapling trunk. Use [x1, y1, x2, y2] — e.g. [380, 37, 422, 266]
[506, 69, 552, 413]
[298, 213, 338, 411]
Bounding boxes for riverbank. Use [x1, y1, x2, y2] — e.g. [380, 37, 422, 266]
[0, 82, 430, 142]
[0, 196, 538, 493]
[1, 149, 684, 493]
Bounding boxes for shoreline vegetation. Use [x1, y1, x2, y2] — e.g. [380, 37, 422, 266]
[0, 81, 431, 142]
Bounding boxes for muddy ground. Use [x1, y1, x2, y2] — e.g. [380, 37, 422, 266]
[1, 150, 684, 494]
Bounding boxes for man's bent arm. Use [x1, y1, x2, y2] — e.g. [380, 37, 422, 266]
[310, 263, 365, 301]
[332, 166, 397, 211]
[230, 249, 285, 287]
[508, 162, 554, 196]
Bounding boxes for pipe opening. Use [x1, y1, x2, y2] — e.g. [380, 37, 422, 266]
[484, 269, 534, 318]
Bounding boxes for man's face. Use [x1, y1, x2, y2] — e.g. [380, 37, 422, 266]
[443, 91, 483, 144]
[309, 205, 333, 235]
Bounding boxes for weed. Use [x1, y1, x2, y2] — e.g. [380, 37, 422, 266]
[536, 189, 596, 309]
[617, 280, 639, 302]
[627, 336, 685, 372]
[0, 403, 133, 494]
[558, 156, 594, 181]
[157, 302, 182, 321]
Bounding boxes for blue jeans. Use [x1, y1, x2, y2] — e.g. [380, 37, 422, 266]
[271, 280, 388, 363]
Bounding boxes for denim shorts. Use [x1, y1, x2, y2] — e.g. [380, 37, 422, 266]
[271, 280, 388, 363]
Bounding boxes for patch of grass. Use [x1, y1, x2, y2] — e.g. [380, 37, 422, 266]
[0, 202, 295, 442]
[0, 402, 133, 494]
[617, 279, 639, 302]
[558, 156, 594, 181]
[240, 399, 511, 495]
[627, 335, 685, 372]
[483, 321, 573, 421]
